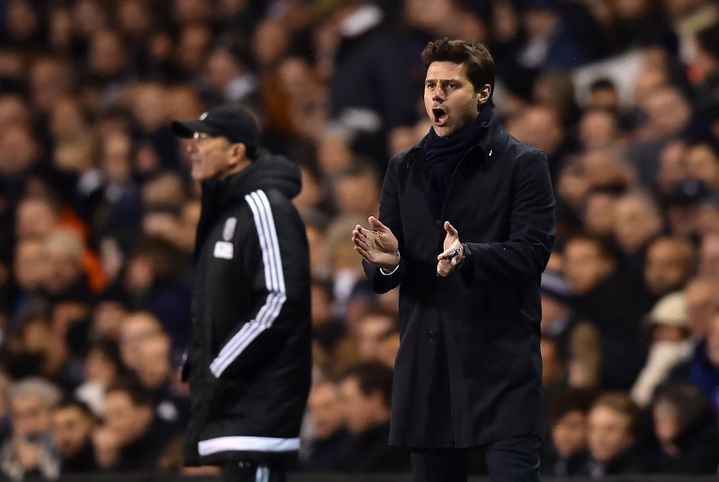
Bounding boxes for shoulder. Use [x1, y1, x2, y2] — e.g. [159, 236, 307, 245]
[388, 134, 427, 171]
[502, 130, 547, 165]
[243, 188, 303, 230]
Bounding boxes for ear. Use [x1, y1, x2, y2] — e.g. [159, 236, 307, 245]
[228, 143, 248, 166]
[476, 84, 492, 107]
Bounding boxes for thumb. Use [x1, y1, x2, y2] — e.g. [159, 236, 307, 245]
[444, 221, 458, 237]
[368, 216, 386, 232]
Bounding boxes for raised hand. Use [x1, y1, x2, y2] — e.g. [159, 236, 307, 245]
[352, 216, 400, 269]
[436, 221, 463, 277]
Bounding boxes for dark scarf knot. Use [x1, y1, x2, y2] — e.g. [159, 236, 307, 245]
[423, 107, 492, 215]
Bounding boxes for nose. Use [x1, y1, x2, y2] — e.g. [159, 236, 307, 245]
[187, 141, 197, 154]
[432, 90, 444, 103]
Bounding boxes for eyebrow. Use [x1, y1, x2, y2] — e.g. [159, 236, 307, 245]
[424, 79, 463, 84]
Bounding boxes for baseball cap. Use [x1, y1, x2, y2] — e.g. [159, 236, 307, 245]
[171, 105, 258, 158]
[647, 292, 687, 328]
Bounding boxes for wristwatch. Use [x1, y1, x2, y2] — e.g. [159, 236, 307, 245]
[457, 242, 470, 268]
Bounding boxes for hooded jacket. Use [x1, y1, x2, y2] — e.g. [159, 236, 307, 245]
[183, 150, 311, 466]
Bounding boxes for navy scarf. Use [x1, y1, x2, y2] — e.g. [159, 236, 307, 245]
[423, 107, 492, 215]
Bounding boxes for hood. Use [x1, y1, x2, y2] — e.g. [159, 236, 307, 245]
[211, 149, 302, 210]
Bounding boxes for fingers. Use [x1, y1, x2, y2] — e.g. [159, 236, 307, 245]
[443, 221, 458, 237]
[437, 247, 459, 261]
[352, 233, 370, 252]
[436, 258, 453, 277]
[352, 224, 369, 243]
[353, 243, 372, 262]
[368, 216, 386, 232]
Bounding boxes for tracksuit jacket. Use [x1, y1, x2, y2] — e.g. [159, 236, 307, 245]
[183, 150, 311, 466]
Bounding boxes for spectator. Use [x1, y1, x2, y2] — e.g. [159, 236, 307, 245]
[545, 388, 595, 477]
[40, 229, 92, 303]
[582, 190, 617, 238]
[337, 362, 408, 472]
[117, 312, 163, 372]
[612, 190, 663, 277]
[354, 306, 398, 363]
[75, 340, 123, 417]
[0, 378, 62, 482]
[132, 332, 188, 428]
[684, 138, 719, 191]
[303, 380, 350, 471]
[651, 383, 719, 474]
[643, 236, 695, 300]
[51, 399, 97, 473]
[683, 276, 719, 340]
[563, 234, 650, 389]
[630, 292, 692, 406]
[324, 0, 416, 163]
[586, 393, 646, 476]
[666, 313, 719, 411]
[98, 381, 178, 472]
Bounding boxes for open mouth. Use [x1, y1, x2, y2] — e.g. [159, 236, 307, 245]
[432, 107, 447, 124]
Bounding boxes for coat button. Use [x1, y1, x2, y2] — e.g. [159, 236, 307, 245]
[428, 330, 437, 341]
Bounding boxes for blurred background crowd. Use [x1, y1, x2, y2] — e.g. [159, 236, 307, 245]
[0, 0, 719, 479]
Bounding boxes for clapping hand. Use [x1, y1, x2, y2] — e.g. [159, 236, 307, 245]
[351, 216, 400, 270]
[436, 221, 463, 277]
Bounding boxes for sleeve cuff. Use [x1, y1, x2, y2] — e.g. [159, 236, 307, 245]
[379, 252, 401, 276]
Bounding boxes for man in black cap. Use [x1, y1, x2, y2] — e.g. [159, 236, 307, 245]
[171, 105, 312, 482]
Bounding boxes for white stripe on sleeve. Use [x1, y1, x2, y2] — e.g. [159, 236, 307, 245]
[209, 190, 287, 378]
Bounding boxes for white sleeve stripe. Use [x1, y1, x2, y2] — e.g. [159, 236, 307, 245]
[213, 322, 254, 362]
[211, 322, 264, 376]
[254, 191, 286, 293]
[212, 292, 273, 364]
[210, 291, 287, 377]
[250, 191, 284, 292]
[245, 193, 276, 291]
[210, 321, 265, 377]
[209, 190, 287, 378]
[212, 289, 285, 372]
[247, 192, 277, 291]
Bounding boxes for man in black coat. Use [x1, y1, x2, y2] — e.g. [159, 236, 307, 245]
[351, 39, 556, 481]
[171, 105, 312, 482]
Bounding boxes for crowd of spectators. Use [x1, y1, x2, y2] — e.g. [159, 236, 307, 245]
[0, 0, 719, 478]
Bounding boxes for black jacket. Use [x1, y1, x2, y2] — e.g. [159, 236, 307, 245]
[364, 114, 555, 448]
[184, 151, 312, 466]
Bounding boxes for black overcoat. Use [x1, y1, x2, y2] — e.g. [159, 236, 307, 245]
[364, 114, 556, 448]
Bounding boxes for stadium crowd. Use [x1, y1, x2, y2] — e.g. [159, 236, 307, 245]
[0, 0, 719, 478]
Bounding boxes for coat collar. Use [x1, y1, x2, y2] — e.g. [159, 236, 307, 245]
[405, 111, 506, 170]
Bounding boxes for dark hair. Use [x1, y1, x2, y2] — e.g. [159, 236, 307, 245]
[55, 398, 96, 421]
[341, 362, 393, 408]
[589, 78, 616, 93]
[421, 38, 495, 103]
[685, 137, 719, 160]
[591, 393, 642, 437]
[358, 305, 398, 325]
[564, 232, 617, 262]
[547, 388, 597, 425]
[654, 384, 714, 433]
[105, 379, 153, 407]
[336, 162, 380, 189]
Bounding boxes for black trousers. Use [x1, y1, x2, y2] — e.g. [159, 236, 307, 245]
[411, 434, 542, 482]
[222, 462, 285, 482]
